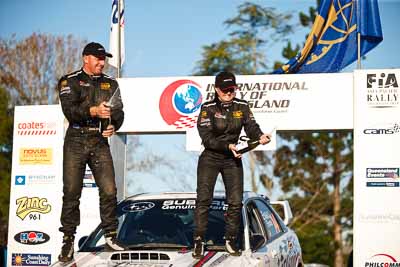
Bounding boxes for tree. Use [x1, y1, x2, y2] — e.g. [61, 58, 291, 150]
[0, 87, 13, 247]
[193, 2, 294, 75]
[0, 33, 87, 105]
[274, 131, 353, 267]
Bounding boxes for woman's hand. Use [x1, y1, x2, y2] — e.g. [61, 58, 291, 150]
[259, 134, 271, 145]
[229, 144, 242, 158]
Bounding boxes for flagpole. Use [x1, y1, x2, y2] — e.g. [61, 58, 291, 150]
[356, 0, 361, 69]
[117, 0, 121, 78]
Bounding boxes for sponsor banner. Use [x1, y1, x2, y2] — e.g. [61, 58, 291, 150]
[117, 72, 353, 133]
[354, 69, 400, 265]
[8, 105, 65, 266]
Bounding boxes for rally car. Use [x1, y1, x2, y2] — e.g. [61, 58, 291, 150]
[53, 191, 303, 266]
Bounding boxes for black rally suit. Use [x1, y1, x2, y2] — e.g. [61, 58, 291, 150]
[58, 69, 124, 235]
[194, 97, 264, 239]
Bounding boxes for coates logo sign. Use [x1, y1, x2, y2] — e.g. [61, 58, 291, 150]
[365, 253, 400, 267]
[159, 80, 203, 129]
[17, 121, 57, 136]
[14, 231, 50, 245]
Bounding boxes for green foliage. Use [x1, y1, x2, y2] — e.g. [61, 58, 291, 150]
[0, 86, 13, 246]
[193, 2, 294, 75]
[296, 221, 335, 266]
[275, 131, 353, 264]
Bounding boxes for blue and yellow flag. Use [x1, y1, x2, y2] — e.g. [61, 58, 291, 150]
[274, 0, 383, 74]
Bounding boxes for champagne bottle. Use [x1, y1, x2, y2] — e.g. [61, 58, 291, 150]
[100, 118, 110, 133]
[100, 102, 111, 133]
[237, 139, 260, 154]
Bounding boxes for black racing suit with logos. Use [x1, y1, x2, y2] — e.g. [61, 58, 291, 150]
[58, 69, 124, 236]
[194, 97, 264, 240]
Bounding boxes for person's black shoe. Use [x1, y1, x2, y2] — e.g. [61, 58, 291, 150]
[58, 235, 74, 263]
[105, 232, 128, 251]
[192, 236, 205, 259]
[224, 236, 241, 256]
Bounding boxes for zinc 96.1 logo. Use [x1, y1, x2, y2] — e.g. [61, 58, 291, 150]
[159, 80, 203, 129]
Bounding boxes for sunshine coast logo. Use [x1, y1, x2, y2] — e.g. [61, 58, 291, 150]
[159, 80, 203, 129]
[16, 196, 52, 220]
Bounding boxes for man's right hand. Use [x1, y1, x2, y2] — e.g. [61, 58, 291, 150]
[90, 101, 111, 118]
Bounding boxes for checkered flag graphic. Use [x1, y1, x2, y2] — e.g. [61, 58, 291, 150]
[173, 116, 198, 129]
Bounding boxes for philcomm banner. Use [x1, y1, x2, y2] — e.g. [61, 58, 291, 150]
[7, 105, 100, 266]
[354, 69, 400, 265]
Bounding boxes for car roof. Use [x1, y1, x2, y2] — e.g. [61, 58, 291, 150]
[121, 191, 266, 203]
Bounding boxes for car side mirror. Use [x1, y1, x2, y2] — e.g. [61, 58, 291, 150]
[78, 235, 88, 249]
[250, 233, 265, 251]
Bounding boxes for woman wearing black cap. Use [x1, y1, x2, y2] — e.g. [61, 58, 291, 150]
[192, 71, 271, 258]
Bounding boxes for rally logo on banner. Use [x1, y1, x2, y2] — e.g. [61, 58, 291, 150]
[159, 79, 203, 129]
[366, 72, 399, 108]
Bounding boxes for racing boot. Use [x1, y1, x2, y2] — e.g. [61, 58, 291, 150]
[58, 235, 74, 263]
[192, 236, 205, 259]
[224, 236, 241, 256]
[105, 231, 128, 251]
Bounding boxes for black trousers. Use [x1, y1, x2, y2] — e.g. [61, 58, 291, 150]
[59, 127, 118, 235]
[194, 150, 243, 239]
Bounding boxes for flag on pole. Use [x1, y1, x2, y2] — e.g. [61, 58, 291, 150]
[274, 0, 383, 74]
[109, 0, 125, 69]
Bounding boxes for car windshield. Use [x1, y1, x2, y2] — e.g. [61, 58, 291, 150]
[81, 197, 232, 251]
[118, 198, 228, 248]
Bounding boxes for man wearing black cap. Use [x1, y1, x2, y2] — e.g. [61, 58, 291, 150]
[192, 71, 271, 259]
[57, 42, 125, 262]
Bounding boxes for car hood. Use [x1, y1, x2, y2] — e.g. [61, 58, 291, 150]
[51, 249, 262, 267]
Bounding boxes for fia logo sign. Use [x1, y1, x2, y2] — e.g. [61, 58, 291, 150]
[366, 72, 399, 108]
[367, 73, 398, 89]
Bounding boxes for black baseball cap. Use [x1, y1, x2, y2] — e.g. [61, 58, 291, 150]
[82, 42, 113, 58]
[215, 71, 237, 91]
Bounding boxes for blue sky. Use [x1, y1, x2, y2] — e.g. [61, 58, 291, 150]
[2, 0, 398, 77]
[1, 0, 400, 195]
